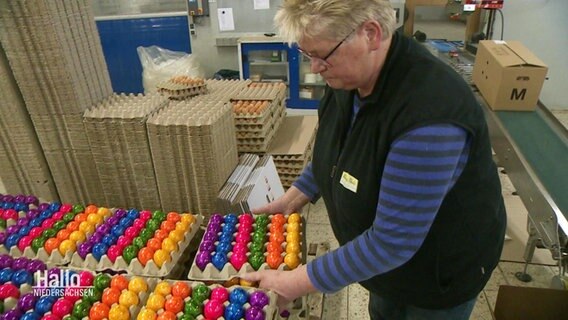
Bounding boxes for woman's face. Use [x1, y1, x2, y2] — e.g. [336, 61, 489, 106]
[297, 28, 371, 91]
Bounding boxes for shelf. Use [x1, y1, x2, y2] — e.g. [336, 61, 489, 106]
[250, 61, 288, 66]
[300, 82, 326, 87]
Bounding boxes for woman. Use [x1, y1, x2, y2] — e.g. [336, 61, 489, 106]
[244, 1, 506, 319]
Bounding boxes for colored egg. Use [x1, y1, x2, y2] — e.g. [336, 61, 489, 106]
[161, 238, 178, 253]
[249, 252, 265, 270]
[89, 302, 110, 320]
[119, 217, 134, 229]
[69, 230, 86, 243]
[59, 239, 77, 255]
[210, 287, 229, 303]
[87, 213, 103, 226]
[111, 225, 126, 238]
[160, 221, 176, 233]
[184, 299, 202, 317]
[269, 223, 283, 233]
[17, 293, 37, 311]
[154, 281, 171, 296]
[139, 210, 152, 221]
[106, 245, 123, 263]
[204, 299, 225, 319]
[195, 251, 211, 270]
[118, 290, 139, 308]
[124, 226, 138, 239]
[17, 235, 34, 251]
[192, 284, 211, 304]
[31, 237, 47, 253]
[271, 214, 286, 225]
[168, 229, 185, 243]
[153, 229, 169, 241]
[252, 232, 266, 244]
[266, 251, 283, 269]
[285, 241, 301, 254]
[210, 213, 223, 224]
[224, 303, 245, 320]
[52, 298, 74, 317]
[229, 287, 248, 305]
[34, 296, 54, 314]
[83, 288, 103, 304]
[245, 306, 265, 320]
[132, 236, 146, 250]
[116, 235, 132, 249]
[77, 242, 93, 259]
[3, 310, 23, 320]
[101, 287, 121, 306]
[269, 232, 285, 244]
[122, 245, 138, 264]
[66, 221, 80, 232]
[79, 271, 94, 287]
[286, 231, 300, 244]
[43, 238, 61, 255]
[232, 242, 248, 255]
[137, 247, 154, 266]
[156, 311, 176, 320]
[234, 232, 251, 244]
[151, 210, 166, 221]
[110, 275, 129, 291]
[237, 223, 253, 234]
[171, 281, 191, 299]
[288, 213, 301, 223]
[166, 212, 181, 223]
[93, 273, 111, 291]
[92, 243, 109, 261]
[136, 308, 157, 320]
[153, 249, 170, 267]
[180, 214, 195, 224]
[238, 213, 254, 225]
[266, 241, 283, 253]
[62, 213, 76, 223]
[11, 269, 33, 286]
[164, 295, 184, 314]
[284, 253, 300, 269]
[146, 293, 166, 311]
[52, 220, 67, 231]
[249, 241, 264, 253]
[145, 219, 161, 232]
[249, 291, 270, 308]
[216, 241, 232, 254]
[108, 304, 129, 320]
[128, 277, 148, 294]
[286, 222, 301, 233]
[230, 252, 248, 270]
[212, 252, 228, 271]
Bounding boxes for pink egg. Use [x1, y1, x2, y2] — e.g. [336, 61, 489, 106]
[230, 252, 248, 271]
[5, 209, 18, 220]
[132, 219, 145, 230]
[124, 226, 138, 239]
[232, 243, 248, 256]
[17, 236, 33, 251]
[106, 245, 122, 263]
[210, 287, 229, 303]
[139, 210, 152, 221]
[51, 298, 73, 317]
[116, 236, 132, 249]
[28, 227, 44, 238]
[63, 287, 81, 303]
[234, 232, 251, 244]
[60, 204, 73, 213]
[41, 218, 56, 229]
[41, 314, 60, 320]
[204, 299, 225, 319]
[0, 283, 20, 299]
[79, 271, 94, 286]
[52, 211, 65, 221]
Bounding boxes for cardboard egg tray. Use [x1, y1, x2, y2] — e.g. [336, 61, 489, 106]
[69, 214, 203, 277]
[233, 97, 285, 125]
[138, 279, 279, 320]
[235, 101, 286, 138]
[157, 76, 208, 99]
[187, 214, 306, 281]
[233, 82, 287, 101]
[0, 209, 115, 266]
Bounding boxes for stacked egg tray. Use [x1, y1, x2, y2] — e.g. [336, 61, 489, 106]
[137, 279, 278, 320]
[0, 194, 40, 229]
[157, 76, 208, 100]
[0, 202, 104, 266]
[188, 213, 306, 281]
[0, 264, 156, 320]
[69, 210, 202, 277]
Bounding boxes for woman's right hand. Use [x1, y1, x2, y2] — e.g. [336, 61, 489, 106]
[251, 186, 311, 215]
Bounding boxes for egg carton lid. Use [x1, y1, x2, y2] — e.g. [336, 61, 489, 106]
[68, 214, 203, 277]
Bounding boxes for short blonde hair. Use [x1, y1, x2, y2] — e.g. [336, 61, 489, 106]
[274, 0, 396, 43]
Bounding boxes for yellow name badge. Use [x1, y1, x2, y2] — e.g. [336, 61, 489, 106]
[340, 171, 358, 193]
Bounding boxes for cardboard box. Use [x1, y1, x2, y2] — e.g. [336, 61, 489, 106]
[494, 285, 568, 320]
[473, 40, 548, 111]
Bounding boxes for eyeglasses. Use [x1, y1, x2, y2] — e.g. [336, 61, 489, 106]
[297, 29, 355, 67]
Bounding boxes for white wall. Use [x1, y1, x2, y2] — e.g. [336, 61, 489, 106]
[494, 0, 568, 109]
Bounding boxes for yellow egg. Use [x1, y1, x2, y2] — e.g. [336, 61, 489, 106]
[97, 207, 111, 217]
[284, 253, 300, 269]
[168, 229, 185, 243]
[87, 213, 103, 225]
[175, 221, 190, 233]
[286, 222, 301, 233]
[287, 213, 301, 224]
[79, 221, 95, 235]
[119, 290, 139, 308]
[154, 281, 171, 296]
[153, 249, 171, 268]
[285, 241, 301, 254]
[58, 239, 77, 255]
[180, 214, 195, 224]
[161, 238, 178, 253]
[69, 230, 86, 243]
[108, 304, 129, 320]
[128, 277, 148, 294]
[286, 231, 300, 244]
[145, 293, 165, 312]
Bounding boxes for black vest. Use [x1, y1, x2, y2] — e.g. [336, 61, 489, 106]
[312, 33, 506, 309]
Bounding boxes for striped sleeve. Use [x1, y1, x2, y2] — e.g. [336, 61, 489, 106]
[292, 162, 320, 201]
[307, 124, 471, 293]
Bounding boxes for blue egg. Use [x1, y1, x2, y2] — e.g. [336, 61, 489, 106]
[14, 203, 28, 212]
[29, 218, 42, 228]
[20, 312, 41, 320]
[225, 303, 245, 320]
[126, 209, 139, 220]
[11, 269, 33, 286]
[119, 217, 134, 228]
[2, 202, 14, 209]
[102, 234, 117, 246]
[39, 211, 52, 220]
[216, 241, 232, 254]
[211, 252, 228, 271]
[48, 202, 61, 212]
[34, 296, 54, 315]
[224, 214, 238, 225]
[218, 232, 234, 244]
[92, 243, 109, 261]
[18, 226, 32, 237]
[222, 223, 236, 234]
[111, 224, 126, 238]
[229, 287, 249, 305]
[5, 233, 20, 248]
[0, 268, 14, 284]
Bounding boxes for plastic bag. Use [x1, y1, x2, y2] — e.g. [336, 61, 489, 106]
[137, 45, 205, 93]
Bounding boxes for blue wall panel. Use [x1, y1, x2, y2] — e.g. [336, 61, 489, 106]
[96, 16, 191, 94]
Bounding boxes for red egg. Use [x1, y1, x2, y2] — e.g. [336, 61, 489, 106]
[79, 271, 94, 287]
[106, 245, 123, 263]
[204, 299, 225, 319]
[51, 298, 73, 317]
[230, 252, 248, 270]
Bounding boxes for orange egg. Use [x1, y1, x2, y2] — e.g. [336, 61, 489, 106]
[110, 275, 129, 291]
[89, 302, 110, 320]
[271, 214, 286, 225]
[156, 311, 176, 320]
[44, 238, 61, 254]
[74, 213, 88, 223]
[166, 212, 181, 223]
[85, 205, 98, 215]
[171, 282, 191, 299]
[266, 241, 283, 254]
[269, 232, 285, 244]
[266, 251, 283, 269]
[160, 221, 176, 233]
[56, 229, 72, 241]
[153, 229, 169, 241]
[164, 296, 184, 314]
[146, 238, 162, 252]
[65, 221, 80, 232]
[101, 287, 121, 307]
[137, 247, 155, 266]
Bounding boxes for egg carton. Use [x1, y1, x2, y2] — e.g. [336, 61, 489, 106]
[187, 214, 306, 281]
[0, 210, 114, 266]
[157, 78, 208, 100]
[235, 104, 286, 138]
[138, 279, 279, 320]
[68, 215, 203, 277]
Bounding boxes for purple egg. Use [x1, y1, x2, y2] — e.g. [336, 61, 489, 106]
[106, 216, 119, 226]
[25, 195, 39, 206]
[199, 240, 215, 252]
[196, 251, 212, 270]
[0, 232, 6, 244]
[95, 224, 110, 234]
[249, 291, 270, 308]
[210, 213, 223, 224]
[77, 242, 93, 259]
[245, 306, 265, 320]
[115, 209, 126, 219]
[89, 232, 104, 244]
[26, 209, 39, 219]
[47, 268, 61, 278]
[0, 255, 13, 268]
[12, 257, 30, 270]
[14, 195, 26, 203]
[6, 225, 20, 235]
[203, 231, 218, 242]
[37, 203, 49, 212]
[16, 218, 30, 228]
[25, 260, 47, 273]
[17, 293, 37, 311]
[3, 309, 22, 320]
[2, 195, 14, 202]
